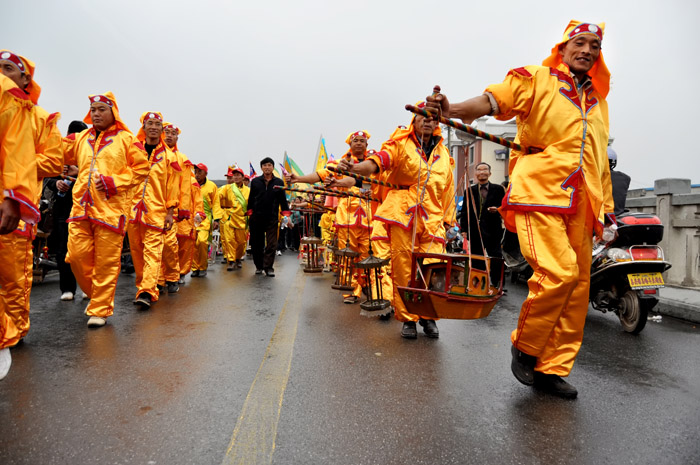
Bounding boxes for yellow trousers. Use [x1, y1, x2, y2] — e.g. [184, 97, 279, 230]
[192, 228, 210, 271]
[0, 234, 32, 346]
[66, 221, 124, 318]
[387, 224, 443, 322]
[159, 226, 180, 285]
[230, 228, 247, 261]
[348, 227, 370, 298]
[371, 227, 393, 305]
[127, 222, 165, 301]
[220, 219, 235, 261]
[178, 235, 194, 276]
[511, 187, 594, 376]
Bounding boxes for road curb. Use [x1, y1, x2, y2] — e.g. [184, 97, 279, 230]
[656, 296, 700, 324]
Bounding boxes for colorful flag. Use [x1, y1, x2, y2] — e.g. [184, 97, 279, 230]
[314, 135, 329, 172]
[283, 151, 304, 176]
[249, 162, 257, 178]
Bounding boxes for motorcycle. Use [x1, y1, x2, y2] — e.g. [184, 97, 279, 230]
[589, 212, 672, 334]
[501, 230, 532, 284]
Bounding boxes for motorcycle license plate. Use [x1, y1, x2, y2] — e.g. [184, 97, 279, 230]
[628, 272, 664, 289]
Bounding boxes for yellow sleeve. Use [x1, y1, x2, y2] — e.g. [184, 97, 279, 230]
[33, 108, 63, 179]
[177, 157, 192, 219]
[165, 150, 181, 210]
[212, 186, 223, 220]
[368, 136, 403, 174]
[0, 83, 40, 223]
[99, 135, 149, 199]
[485, 66, 537, 121]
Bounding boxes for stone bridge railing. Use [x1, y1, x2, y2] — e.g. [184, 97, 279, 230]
[626, 179, 700, 287]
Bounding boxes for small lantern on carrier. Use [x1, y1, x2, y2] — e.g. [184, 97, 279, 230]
[331, 246, 359, 291]
[355, 254, 391, 317]
[301, 235, 324, 273]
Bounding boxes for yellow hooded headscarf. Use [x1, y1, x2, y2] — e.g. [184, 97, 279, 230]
[136, 111, 165, 142]
[542, 20, 610, 98]
[0, 50, 41, 105]
[84, 91, 131, 133]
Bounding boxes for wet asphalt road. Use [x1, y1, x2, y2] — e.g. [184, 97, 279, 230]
[1, 252, 698, 465]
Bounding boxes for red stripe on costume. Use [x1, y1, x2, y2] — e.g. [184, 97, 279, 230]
[133, 141, 145, 151]
[5, 189, 40, 224]
[99, 175, 118, 198]
[47, 112, 60, 124]
[7, 87, 30, 100]
[171, 161, 182, 172]
[509, 67, 532, 78]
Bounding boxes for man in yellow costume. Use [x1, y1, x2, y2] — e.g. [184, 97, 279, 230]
[176, 159, 203, 284]
[428, 20, 614, 398]
[288, 131, 372, 303]
[338, 106, 455, 339]
[214, 165, 249, 270]
[0, 73, 41, 379]
[128, 111, 181, 309]
[158, 122, 190, 293]
[192, 163, 218, 277]
[215, 167, 235, 266]
[63, 92, 149, 327]
[0, 50, 63, 341]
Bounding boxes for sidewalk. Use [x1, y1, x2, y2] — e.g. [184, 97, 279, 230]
[656, 285, 700, 323]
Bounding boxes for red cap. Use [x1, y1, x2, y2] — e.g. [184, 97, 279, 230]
[195, 163, 208, 173]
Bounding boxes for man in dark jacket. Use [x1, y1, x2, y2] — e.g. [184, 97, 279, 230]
[461, 162, 506, 287]
[247, 157, 290, 277]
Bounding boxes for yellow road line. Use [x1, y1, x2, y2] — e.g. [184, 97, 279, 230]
[221, 272, 305, 465]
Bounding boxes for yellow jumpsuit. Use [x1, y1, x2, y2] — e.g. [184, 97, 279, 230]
[368, 124, 455, 323]
[63, 93, 150, 319]
[159, 150, 190, 285]
[214, 183, 250, 262]
[214, 184, 234, 262]
[127, 140, 181, 301]
[192, 179, 218, 272]
[177, 166, 203, 276]
[487, 63, 613, 376]
[318, 152, 372, 299]
[1, 104, 62, 339]
[0, 75, 40, 349]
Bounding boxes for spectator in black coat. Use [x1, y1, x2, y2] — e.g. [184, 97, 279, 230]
[247, 157, 290, 277]
[461, 162, 506, 287]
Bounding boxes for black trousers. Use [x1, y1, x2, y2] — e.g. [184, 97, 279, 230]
[52, 217, 77, 293]
[250, 218, 279, 270]
[469, 234, 503, 287]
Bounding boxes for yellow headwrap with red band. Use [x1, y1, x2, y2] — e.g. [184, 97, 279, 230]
[84, 91, 131, 133]
[345, 130, 371, 145]
[542, 19, 611, 99]
[163, 122, 181, 135]
[0, 50, 41, 105]
[136, 111, 165, 142]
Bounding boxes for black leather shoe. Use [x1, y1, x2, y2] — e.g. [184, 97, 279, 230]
[265, 268, 275, 277]
[533, 372, 578, 399]
[199, 270, 207, 277]
[157, 284, 165, 295]
[255, 269, 263, 275]
[167, 281, 179, 294]
[401, 321, 417, 339]
[419, 318, 439, 338]
[191, 270, 200, 277]
[133, 293, 151, 310]
[511, 345, 537, 385]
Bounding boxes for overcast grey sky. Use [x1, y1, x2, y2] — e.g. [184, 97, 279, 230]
[6, 0, 698, 188]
